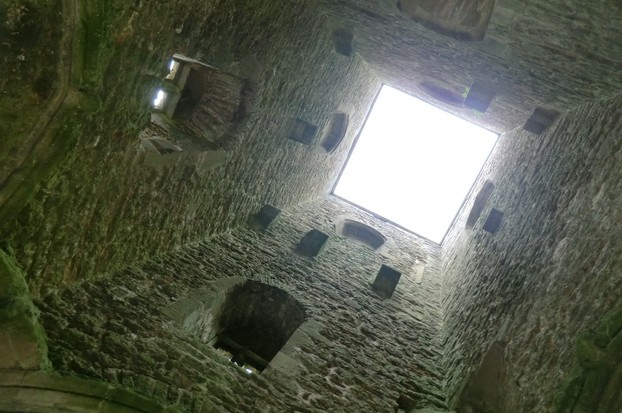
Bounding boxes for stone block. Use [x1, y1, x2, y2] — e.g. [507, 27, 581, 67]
[320, 112, 349, 153]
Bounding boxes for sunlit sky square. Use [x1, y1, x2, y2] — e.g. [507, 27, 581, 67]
[334, 85, 498, 243]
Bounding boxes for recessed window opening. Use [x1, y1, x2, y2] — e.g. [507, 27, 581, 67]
[334, 85, 498, 244]
[213, 280, 306, 373]
[321, 112, 349, 153]
[333, 28, 354, 56]
[166, 59, 181, 80]
[396, 394, 416, 413]
[173, 67, 205, 119]
[337, 219, 386, 250]
[152, 89, 167, 110]
[289, 118, 318, 145]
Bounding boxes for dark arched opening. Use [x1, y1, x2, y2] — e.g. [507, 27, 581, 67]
[214, 280, 306, 372]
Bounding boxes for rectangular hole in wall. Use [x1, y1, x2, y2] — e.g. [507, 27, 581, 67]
[372, 264, 402, 298]
[288, 119, 318, 145]
[483, 208, 503, 233]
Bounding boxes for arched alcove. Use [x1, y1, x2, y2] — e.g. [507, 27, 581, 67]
[336, 219, 387, 250]
[214, 280, 307, 372]
[555, 306, 622, 413]
[169, 279, 307, 373]
[465, 180, 495, 229]
[420, 81, 465, 107]
[164, 277, 318, 378]
[321, 112, 349, 153]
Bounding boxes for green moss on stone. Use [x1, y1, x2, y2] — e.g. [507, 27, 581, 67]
[0, 248, 50, 370]
[80, 0, 115, 89]
[576, 333, 608, 369]
[554, 372, 584, 413]
[0, 108, 82, 232]
[595, 306, 622, 347]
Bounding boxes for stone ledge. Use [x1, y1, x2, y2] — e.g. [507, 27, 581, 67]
[0, 369, 181, 413]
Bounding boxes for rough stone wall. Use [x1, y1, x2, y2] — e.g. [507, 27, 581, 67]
[440, 93, 622, 412]
[320, 0, 622, 133]
[1, 0, 378, 297]
[36, 196, 446, 412]
[0, 0, 64, 167]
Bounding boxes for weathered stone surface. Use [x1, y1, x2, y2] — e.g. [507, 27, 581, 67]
[442, 94, 622, 412]
[1, 0, 621, 411]
[372, 264, 402, 299]
[1, 0, 378, 297]
[0, 0, 64, 183]
[36, 197, 445, 412]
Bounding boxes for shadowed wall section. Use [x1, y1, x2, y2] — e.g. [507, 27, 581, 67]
[441, 94, 622, 412]
[0, 0, 378, 297]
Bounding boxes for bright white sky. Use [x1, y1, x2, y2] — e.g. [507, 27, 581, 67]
[334, 85, 498, 243]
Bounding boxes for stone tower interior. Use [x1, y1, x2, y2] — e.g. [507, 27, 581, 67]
[1, 0, 621, 412]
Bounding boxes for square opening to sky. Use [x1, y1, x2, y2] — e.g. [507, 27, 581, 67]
[333, 85, 498, 244]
